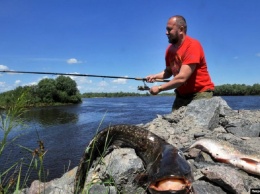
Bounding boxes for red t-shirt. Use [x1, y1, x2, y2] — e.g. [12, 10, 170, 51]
[165, 36, 214, 95]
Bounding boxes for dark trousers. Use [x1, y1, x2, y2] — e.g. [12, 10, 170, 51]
[172, 90, 213, 111]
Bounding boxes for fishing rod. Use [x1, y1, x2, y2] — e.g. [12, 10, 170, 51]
[0, 70, 170, 91]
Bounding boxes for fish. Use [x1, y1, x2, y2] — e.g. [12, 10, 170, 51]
[189, 138, 260, 176]
[74, 124, 194, 194]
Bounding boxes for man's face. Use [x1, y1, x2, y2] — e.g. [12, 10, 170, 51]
[166, 18, 180, 44]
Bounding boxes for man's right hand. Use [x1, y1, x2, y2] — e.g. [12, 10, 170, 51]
[146, 75, 157, 83]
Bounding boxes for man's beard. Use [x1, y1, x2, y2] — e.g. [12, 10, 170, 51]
[169, 36, 179, 44]
[168, 32, 179, 44]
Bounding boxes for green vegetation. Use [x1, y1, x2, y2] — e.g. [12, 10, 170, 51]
[0, 92, 48, 193]
[0, 76, 81, 108]
[214, 83, 260, 96]
[76, 120, 120, 193]
[82, 84, 260, 98]
[0, 82, 259, 107]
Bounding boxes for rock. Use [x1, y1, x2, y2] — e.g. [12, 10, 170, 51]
[223, 109, 260, 137]
[88, 185, 117, 194]
[21, 97, 260, 194]
[192, 180, 227, 194]
[225, 120, 260, 137]
[195, 151, 214, 163]
[213, 126, 227, 133]
[201, 165, 246, 194]
[19, 166, 77, 194]
[194, 132, 206, 138]
[145, 118, 173, 140]
[187, 148, 201, 158]
[85, 148, 145, 194]
[184, 97, 223, 130]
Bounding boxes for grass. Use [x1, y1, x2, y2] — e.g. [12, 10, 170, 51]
[0, 94, 143, 193]
[83, 137, 118, 194]
[0, 93, 48, 193]
[74, 111, 123, 194]
[76, 120, 145, 194]
[0, 92, 115, 194]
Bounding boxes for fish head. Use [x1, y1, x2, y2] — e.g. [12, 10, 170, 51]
[148, 144, 193, 194]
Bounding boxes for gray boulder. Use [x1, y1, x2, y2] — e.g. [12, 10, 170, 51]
[192, 180, 227, 194]
[85, 148, 145, 194]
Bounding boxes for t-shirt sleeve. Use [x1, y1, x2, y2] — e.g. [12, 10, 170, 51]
[182, 41, 202, 65]
[165, 45, 172, 67]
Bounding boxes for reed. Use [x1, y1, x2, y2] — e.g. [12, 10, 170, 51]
[74, 112, 122, 193]
[0, 93, 48, 193]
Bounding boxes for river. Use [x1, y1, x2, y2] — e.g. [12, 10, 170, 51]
[0, 95, 260, 184]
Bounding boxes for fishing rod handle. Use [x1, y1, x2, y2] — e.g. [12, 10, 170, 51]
[134, 78, 169, 82]
[155, 79, 170, 82]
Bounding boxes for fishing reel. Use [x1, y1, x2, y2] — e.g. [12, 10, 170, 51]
[137, 85, 150, 91]
[137, 81, 150, 91]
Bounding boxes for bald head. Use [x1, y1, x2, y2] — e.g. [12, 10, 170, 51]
[169, 15, 187, 34]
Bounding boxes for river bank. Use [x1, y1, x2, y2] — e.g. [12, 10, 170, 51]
[21, 96, 260, 193]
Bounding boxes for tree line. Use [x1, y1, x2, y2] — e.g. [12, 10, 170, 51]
[82, 84, 260, 98]
[213, 83, 260, 96]
[0, 76, 81, 108]
[0, 82, 259, 108]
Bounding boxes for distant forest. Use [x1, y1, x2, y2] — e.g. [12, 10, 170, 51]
[81, 84, 260, 98]
[82, 83, 260, 98]
[0, 83, 259, 108]
[213, 83, 260, 96]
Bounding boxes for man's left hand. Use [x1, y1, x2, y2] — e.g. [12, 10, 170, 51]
[149, 86, 160, 95]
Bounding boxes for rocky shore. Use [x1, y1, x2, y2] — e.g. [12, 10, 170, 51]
[21, 97, 260, 194]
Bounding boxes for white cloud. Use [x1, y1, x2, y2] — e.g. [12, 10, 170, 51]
[26, 82, 37, 86]
[128, 85, 138, 91]
[98, 80, 108, 87]
[21, 76, 49, 88]
[256, 53, 260, 57]
[0, 65, 9, 70]
[0, 81, 6, 87]
[67, 58, 82, 64]
[0, 82, 11, 93]
[72, 76, 92, 84]
[15, 80, 21, 85]
[112, 78, 127, 84]
[67, 73, 93, 92]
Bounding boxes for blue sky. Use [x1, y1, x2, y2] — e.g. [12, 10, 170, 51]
[1, 0, 260, 93]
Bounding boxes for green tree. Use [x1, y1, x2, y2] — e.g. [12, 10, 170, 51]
[55, 76, 81, 103]
[55, 76, 77, 95]
[250, 83, 260, 95]
[37, 78, 57, 103]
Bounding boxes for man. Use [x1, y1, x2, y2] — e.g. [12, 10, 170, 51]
[146, 15, 214, 111]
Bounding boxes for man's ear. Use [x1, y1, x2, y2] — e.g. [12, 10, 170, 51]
[179, 26, 184, 33]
